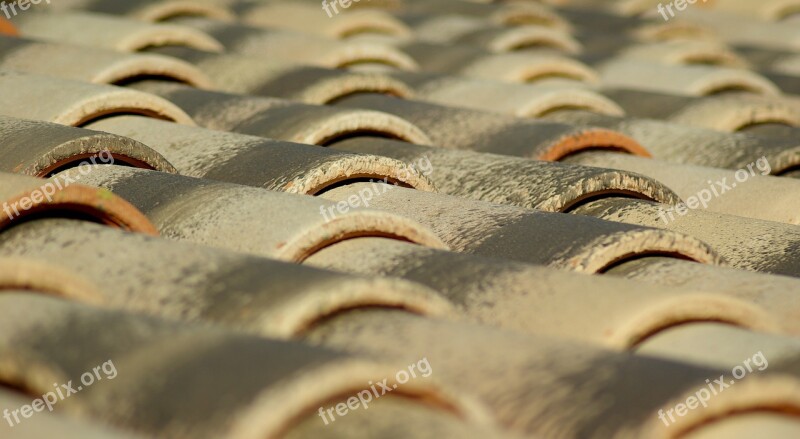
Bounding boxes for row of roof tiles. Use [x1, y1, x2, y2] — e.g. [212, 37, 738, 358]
[1, 0, 800, 438]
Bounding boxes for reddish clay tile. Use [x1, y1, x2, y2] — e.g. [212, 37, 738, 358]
[0, 171, 157, 234]
[0, 115, 176, 176]
[0, 16, 16, 36]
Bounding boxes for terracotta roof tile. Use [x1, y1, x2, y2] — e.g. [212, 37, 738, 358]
[1, 1, 800, 437]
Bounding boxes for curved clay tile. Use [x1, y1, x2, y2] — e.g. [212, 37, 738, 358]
[598, 59, 781, 96]
[319, 184, 723, 274]
[0, 35, 213, 87]
[67, 165, 446, 261]
[772, 53, 800, 76]
[394, 39, 597, 83]
[564, 152, 800, 225]
[0, 389, 143, 439]
[608, 257, 800, 335]
[234, 3, 412, 40]
[64, 0, 236, 22]
[329, 137, 679, 211]
[168, 16, 419, 71]
[284, 395, 513, 439]
[125, 81, 432, 146]
[458, 52, 600, 84]
[683, 412, 800, 439]
[331, 93, 650, 160]
[0, 294, 488, 438]
[389, 72, 624, 117]
[677, 9, 800, 52]
[0, 71, 195, 126]
[572, 198, 800, 277]
[637, 323, 800, 370]
[402, 0, 569, 29]
[304, 307, 800, 438]
[634, 21, 721, 43]
[0, 16, 16, 36]
[617, 0, 715, 16]
[0, 172, 157, 234]
[443, 25, 582, 54]
[668, 94, 800, 132]
[617, 40, 749, 68]
[13, 11, 224, 52]
[306, 237, 783, 348]
[0, 257, 105, 304]
[0, 116, 176, 176]
[85, 115, 436, 193]
[148, 46, 414, 103]
[600, 88, 800, 132]
[0, 219, 453, 336]
[544, 110, 800, 174]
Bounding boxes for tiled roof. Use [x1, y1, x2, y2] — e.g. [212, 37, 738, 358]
[1, 1, 800, 438]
